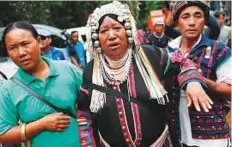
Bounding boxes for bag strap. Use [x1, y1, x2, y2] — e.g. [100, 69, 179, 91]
[11, 77, 76, 119]
[82, 83, 143, 105]
[0, 71, 7, 80]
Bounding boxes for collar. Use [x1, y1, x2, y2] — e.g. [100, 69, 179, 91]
[168, 34, 211, 53]
[14, 57, 59, 85]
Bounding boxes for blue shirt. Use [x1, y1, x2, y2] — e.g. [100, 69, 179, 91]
[66, 41, 86, 68]
[42, 46, 66, 60]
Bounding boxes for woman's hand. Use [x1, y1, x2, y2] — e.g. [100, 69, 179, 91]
[186, 82, 213, 112]
[39, 112, 71, 132]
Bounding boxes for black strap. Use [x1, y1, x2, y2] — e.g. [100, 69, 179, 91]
[11, 77, 76, 118]
[82, 83, 143, 105]
[0, 71, 7, 80]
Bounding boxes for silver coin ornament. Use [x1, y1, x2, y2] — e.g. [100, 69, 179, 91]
[126, 30, 132, 36]
[94, 41, 100, 48]
[124, 22, 131, 29]
[92, 33, 98, 40]
[128, 37, 133, 43]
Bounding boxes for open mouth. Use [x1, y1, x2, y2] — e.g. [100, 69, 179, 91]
[20, 59, 30, 65]
[108, 43, 120, 50]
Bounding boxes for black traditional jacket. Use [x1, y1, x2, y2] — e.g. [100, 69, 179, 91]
[78, 45, 205, 147]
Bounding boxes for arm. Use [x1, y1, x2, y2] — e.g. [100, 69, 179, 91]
[164, 9, 181, 39]
[70, 56, 83, 70]
[168, 51, 213, 112]
[0, 85, 71, 143]
[77, 61, 93, 110]
[0, 113, 71, 143]
[204, 55, 232, 100]
[204, 15, 221, 40]
[204, 78, 231, 99]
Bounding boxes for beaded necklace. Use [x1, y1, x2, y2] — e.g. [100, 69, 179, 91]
[99, 49, 133, 86]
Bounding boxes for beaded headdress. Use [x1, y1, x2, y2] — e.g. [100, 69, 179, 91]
[86, 1, 140, 53]
[86, 1, 168, 113]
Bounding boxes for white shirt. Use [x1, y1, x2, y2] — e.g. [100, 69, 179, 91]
[168, 35, 232, 147]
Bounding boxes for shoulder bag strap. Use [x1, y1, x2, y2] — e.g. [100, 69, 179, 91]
[82, 83, 143, 105]
[11, 77, 76, 119]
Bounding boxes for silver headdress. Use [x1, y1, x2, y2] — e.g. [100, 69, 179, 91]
[86, 1, 140, 53]
[86, 1, 168, 113]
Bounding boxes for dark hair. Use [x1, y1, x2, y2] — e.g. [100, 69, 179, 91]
[214, 11, 225, 18]
[1, 21, 38, 56]
[71, 31, 78, 35]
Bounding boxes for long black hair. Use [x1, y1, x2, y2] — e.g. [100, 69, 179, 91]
[1, 21, 38, 56]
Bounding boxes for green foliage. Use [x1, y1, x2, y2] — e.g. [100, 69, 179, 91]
[0, 1, 164, 29]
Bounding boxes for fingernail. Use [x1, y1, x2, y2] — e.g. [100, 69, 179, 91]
[197, 107, 201, 111]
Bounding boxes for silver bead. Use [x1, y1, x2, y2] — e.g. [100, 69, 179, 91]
[92, 33, 98, 40]
[126, 30, 132, 36]
[124, 15, 130, 22]
[117, 16, 124, 22]
[91, 26, 97, 32]
[124, 22, 131, 29]
[90, 19, 97, 26]
[128, 37, 133, 43]
[96, 47, 102, 53]
[94, 41, 100, 48]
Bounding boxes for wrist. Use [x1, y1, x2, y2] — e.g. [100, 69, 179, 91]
[20, 123, 27, 141]
[35, 118, 46, 131]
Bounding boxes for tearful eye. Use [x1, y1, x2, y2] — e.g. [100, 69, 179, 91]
[8, 46, 16, 51]
[99, 29, 108, 34]
[22, 42, 30, 47]
[114, 27, 122, 31]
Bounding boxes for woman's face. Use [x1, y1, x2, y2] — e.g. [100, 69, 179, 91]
[5, 28, 42, 71]
[98, 16, 128, 60]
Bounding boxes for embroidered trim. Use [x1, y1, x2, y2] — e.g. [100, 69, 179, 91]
[178, 69, 204, 88]
[150, 125, 173, 147]
[207, 41, 218, 78]
[113, 65, 142, 147]
[216, 46, 229, 60]
[128, 65, 142, 146]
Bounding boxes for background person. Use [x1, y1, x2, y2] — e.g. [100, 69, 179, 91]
[37, 29, 66, 60]
[66, 31, 86, 70]
[214, 11, 231, 46]
[147, 18, 171, 48]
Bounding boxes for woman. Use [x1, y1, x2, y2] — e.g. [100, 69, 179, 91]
[0, 21, 82, 147]
[78, 1, 212, 147]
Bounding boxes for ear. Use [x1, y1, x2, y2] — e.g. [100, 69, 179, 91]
[37, 36, 41, 43]
[37, 37, 43, 49]
[48, 37, 52, 44]
[175, 21, 179, 28]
